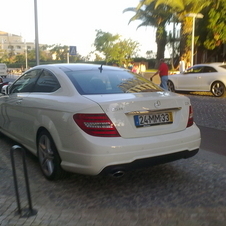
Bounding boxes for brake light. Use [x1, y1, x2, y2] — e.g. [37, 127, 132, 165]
[73, 114, 120, 137]
[187, 106, 194, 127]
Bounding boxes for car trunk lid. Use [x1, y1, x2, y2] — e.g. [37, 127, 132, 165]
[84, 92, 191, 138]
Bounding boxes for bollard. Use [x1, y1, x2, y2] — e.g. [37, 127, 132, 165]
[10, 145, 38, 217]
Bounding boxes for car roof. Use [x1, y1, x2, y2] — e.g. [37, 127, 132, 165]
[32, 63, 126, 72]
[193, 62, 226, 67]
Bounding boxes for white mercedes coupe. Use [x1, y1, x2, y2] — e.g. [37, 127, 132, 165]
[0, 64, 201, 180]
[168, 63, 226, 97]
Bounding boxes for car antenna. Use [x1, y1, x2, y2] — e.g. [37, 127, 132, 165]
[98, 64, 103, 73]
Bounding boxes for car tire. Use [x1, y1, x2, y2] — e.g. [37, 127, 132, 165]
[211, 81, 225, 97]
[167, 80, 175, 92]
[37, 130, 68, 180]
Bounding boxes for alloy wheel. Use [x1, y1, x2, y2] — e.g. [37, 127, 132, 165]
[167, 80, 175, 92]
[211, 82, 225, 97]
[38, 133, 55, 177]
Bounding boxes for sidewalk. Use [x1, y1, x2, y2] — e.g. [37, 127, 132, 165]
[1, 91, 226, 226]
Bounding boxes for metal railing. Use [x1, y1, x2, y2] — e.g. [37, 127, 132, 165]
[10, 145, 38, 217]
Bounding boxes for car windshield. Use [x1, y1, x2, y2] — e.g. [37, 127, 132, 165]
[64, 69, 162, 95]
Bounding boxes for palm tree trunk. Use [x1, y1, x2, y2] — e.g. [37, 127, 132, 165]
[180, 16, 193, 65]
[155, 24, 167, 68]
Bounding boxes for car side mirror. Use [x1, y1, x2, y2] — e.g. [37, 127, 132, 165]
[1, 85, 9, 95]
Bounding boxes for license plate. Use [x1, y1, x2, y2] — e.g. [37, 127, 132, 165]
[134, 112, 173, 127]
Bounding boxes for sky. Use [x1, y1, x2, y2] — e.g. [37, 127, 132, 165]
[1, 0, 158, 57]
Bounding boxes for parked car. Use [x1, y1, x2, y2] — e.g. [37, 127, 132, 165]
[167, 63, 226, 97]
[0, 63, 7, 78]
[0, 64, 201, 180]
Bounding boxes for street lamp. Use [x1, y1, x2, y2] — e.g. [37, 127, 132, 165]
[34, 0, 40, 65]
[185, 13, 203, 66]
[24, 40, 28, 69]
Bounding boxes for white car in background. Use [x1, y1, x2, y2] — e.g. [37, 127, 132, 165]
[168, 63, 226, 97]
[0, 63, 7, 78]
[0, 64, 201, 180]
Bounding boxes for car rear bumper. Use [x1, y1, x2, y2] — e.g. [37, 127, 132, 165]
[60, 124, 201, 176]
[100, 148, 199, 176]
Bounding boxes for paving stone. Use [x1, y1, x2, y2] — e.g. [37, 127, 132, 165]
[0, 95, 226, 225]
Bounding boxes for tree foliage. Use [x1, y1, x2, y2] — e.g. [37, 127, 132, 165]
[126, 0, 223, 64]
[199, 0, 226, 50]
[0, 43, 87, 68]
[93, 29, 140, 65]
[124, 2, 172, 66]
[49, 44, 69, 61]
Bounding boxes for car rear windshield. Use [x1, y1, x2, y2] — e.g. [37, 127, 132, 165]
[64, 69, 162, 95]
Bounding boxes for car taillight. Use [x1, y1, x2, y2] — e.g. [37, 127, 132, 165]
[73, 113, 120, 137]
[187, 106, 194, 127]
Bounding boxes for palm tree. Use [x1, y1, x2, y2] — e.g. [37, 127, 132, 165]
[123, 2, 172, 67]
[134, 0, 212, 65]
[174, 0, 211, 64]
[197, 0, 226, 62]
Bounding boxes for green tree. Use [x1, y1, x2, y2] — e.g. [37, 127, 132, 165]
[94, 53, 104, 62]
[133, 0, 212, 64]
[93, 30, 140, 65]
[0, 50, 9, 63]
[69, 53, 87, 63]
[124, 2, 172, 66]
[94, 29, 120, 63]
[49, 44, 69, 61]
[198, 0, 226, 53]
[173, 0, 211, 63]
[26, 48, 51, 62]
[14, 54, 25, 63]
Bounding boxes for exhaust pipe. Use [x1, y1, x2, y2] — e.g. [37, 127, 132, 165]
[111, 170, 125, 178]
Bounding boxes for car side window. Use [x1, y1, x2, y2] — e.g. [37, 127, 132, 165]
[186, 66, 203, 74]
[202, 66, 217, 73]
[193, 66, 203, 73]
[10, 69, 41, 94]
[33, 69, 60, 92]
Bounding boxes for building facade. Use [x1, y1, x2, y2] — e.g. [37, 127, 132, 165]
[0, 31, 36, 55]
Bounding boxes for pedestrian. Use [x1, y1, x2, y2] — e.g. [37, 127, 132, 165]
[132, 63, 140, 74]
[139, 62, 146, 77]
[128, 62, 133, 71]
[152, 58, 169, 90]
[178, 56, 185, 73]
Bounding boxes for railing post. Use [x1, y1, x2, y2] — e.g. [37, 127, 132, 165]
[10, 145, 38, 217]
[10, 145, 22, 215]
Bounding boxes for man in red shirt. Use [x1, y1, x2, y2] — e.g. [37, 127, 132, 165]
[152, 58, 169, 90]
